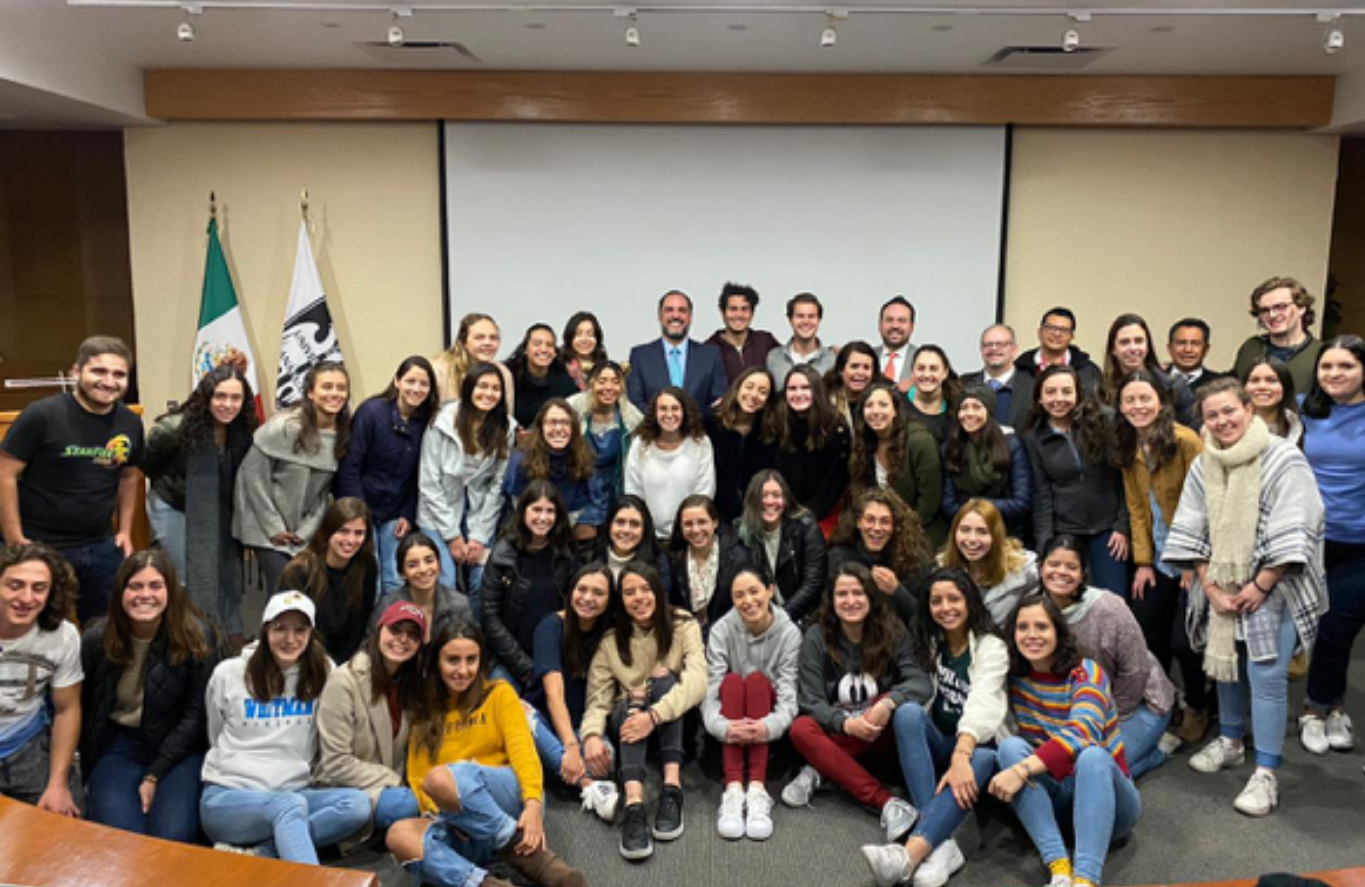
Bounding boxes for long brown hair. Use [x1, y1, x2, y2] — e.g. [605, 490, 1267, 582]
[246, 616, 329, 703]
[635, 387, 706, 446]
[520, 398, 594, 482]
[816, 562, 903, 680]
[454, 362, 512, 460]
[772, 365, 844, 451]
[411, 621, 492, 761]
[716, 366, 776, 434]
[849, 380, 916, 489]
[293, 361, 352, 461]
[1026, 364, 1114, 465]
[282, 498, 375, 629]
[828, 488, 931, 578]
[612, 563, 680, 667]
[103, 550, 212, 666]
[361, 626, 423, 709]
[943, 389, 1012, 475]
[562, 563, 615, 680]
[1110, 370, 1178, 471]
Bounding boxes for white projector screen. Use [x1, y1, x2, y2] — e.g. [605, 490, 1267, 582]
[443, 123, 1007, 373]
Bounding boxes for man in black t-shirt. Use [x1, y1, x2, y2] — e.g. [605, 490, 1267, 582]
[0, 336, 145, 622]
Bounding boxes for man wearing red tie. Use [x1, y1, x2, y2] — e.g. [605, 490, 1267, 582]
[874, 296, 917, 394]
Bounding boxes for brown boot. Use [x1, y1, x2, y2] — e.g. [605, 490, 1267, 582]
[1177, 707, 1210, 747]
[498, 832, 588, 887]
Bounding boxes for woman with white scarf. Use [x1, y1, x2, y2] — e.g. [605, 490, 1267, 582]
[1163, 378, 1326, 818]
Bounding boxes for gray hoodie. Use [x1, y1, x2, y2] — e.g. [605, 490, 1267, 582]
[701, 606, 803, 743]
[232, 409, 337, 555]
[201, 645, 325, 792]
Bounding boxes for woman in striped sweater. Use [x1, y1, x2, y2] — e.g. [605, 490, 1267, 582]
[988, 593, 1140, 887]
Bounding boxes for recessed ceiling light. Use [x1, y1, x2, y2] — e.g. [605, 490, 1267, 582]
[524, 22, 547, 30]
[1151, 24, 1176, 34]
[320, 20, 341, 29]
[727, 23, 748, 31]
[931, 24, 953, 33]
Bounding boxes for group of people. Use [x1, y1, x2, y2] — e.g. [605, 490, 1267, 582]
[0, 272, 1361, 887]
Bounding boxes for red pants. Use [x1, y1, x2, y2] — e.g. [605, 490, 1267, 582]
[789, 709, 894, 809]
[720, 672, 776, 784]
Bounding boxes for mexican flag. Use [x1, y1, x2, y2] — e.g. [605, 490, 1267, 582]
[276, 219, 344, 408]
[192, 217, 262, 412]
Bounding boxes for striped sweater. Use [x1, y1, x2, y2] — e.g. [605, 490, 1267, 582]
[1009, 659, 1129, 779]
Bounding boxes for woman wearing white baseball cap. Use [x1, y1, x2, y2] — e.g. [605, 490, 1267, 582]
[200, 590, 369, 864]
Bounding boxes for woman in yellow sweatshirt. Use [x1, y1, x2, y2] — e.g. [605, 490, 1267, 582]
[581, 562, 706, 862]
[384, 621, 585, 887]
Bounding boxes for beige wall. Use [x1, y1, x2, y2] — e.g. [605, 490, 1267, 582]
[1003, 129, 1340, 374]
[124, 122, 443, 417]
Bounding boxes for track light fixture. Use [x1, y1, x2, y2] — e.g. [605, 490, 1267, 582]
[387, 14, 404, 46]
[1062, 12, 1090, 53]
[1325, 17, 1345, 54]
[626, 14, 640, 47]
[820, 11, 843, 48]
[176, 4, 200, 42]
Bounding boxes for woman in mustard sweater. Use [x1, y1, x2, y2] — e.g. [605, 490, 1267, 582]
[385, 622, 585, 887]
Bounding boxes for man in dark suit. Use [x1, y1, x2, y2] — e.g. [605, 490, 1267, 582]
[961, 323, 1035, 429]
[1166, 317, 1230, 394]
[627, 289, 729, 415]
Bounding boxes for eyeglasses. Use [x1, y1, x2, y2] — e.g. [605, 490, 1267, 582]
[981, 341, 1014, 350]
[1040, 324, 1074, 335]
[1257, 302, 1296, 318]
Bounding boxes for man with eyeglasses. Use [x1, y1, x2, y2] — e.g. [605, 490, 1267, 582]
[1232, 276, 1324, 393]
[961, 324, 1033, 428]
[1012, 307, 1102, 396]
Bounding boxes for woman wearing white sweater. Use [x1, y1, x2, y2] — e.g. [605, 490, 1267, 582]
[701, 567, 802, 841]
[201, 592, 369, 864]
[861, 567, 1010, 887]
[625, 387, 716, 540]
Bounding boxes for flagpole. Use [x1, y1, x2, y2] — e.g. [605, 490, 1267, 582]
[300, 188, 310, 234]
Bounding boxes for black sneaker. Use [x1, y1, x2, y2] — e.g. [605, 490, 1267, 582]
[653, 785, 685, 841]
[620, 803, 654, 861]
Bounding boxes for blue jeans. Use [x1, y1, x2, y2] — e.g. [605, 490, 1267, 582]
[1217, 603, 1297, 769]
[528, 707, 613, 786]
[85, 727, 203, 843]
[376, 519, 405, 595]
[1079, 532, 1129, 599]
[1306, 541, 1365, 714]
[997, 737, 1142, 886]
[892, 704, 997, 849]
[424, 524, 487, 615]
[57, 536, 125, 624]
[1119, 705, 1171, 779]
[146, 493, 187, 579]
[200, 784, 370, 864]
[374, 786, 421, 829]
[408, 763, 522, 887]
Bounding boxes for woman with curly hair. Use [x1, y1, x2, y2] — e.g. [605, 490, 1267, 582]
[826, 341, 880, 428]
[234, 362, 352, 595]
[1021, 364, 1129, 596]
[561, 311, 608, 391]
[907, 345, 963, 446]
[851, 379, 944, 542]
[625, 387, 716, 540]
[940, 500, 1039, 628]
[141, 364, 258, 640]
[508, 323, 579, 430]
[707, 366, 779, 523]
[941, 385, 1032, 538]
[782, 563, 930, 847]
[503, 398, 594, 522]
[827, 487, 933, 626]
[772, 364, 852, 524]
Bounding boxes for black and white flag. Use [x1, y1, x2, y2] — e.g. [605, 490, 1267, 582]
[276, 219, 344, 408]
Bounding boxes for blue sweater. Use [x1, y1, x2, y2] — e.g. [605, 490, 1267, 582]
[1302, 399, 1365, 544]
[334, 398, 429, 524]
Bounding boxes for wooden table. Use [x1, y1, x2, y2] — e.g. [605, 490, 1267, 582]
[0, 797, 378, 887]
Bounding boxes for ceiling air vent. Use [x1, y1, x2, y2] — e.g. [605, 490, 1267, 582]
[984, 45, 1112, 69]
[356, 41, 484, 65]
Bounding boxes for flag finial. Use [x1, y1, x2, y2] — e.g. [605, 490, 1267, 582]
[300, 188, 309, 218]
[209, 190, 217, 220]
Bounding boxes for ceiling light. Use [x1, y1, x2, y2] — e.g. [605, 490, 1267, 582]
[625, 17, 640, 46]
[821, 12, 838, 48]
[1325, 18, 1345, 54]
[1062, 27, 1080, 51]
[177, 3, 200, 42]
[387, 16, 404, 45]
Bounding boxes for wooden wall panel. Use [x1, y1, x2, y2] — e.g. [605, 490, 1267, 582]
[144, 70, 1334, 129]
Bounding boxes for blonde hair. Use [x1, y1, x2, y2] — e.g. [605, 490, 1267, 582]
[941, 499, 1028, 588]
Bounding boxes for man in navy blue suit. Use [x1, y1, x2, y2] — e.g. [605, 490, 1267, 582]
[626, 290, 729, 416]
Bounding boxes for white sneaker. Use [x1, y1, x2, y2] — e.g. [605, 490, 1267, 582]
[781, 765, 823, 808]
[1233, 769, 1278, 817]
[1158, 731, 1183, 756]
[580, 780, 620, 822]
[1326, 711, 1355, 750]
[745, 784, 774, 841]
[717, 784, 746, 840]
[912, 839, 966, 887]
[880, 797, 919, 843]
[1299, 714, 1330, 755]
[861, 843, 915, 887]
[1189, 736, 1245, 773]
[1044, 875, 1073, 887]
[213, 842, 261, 857]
